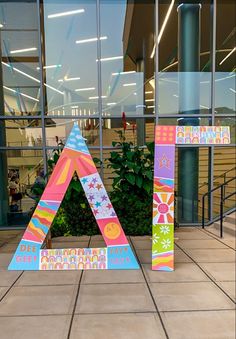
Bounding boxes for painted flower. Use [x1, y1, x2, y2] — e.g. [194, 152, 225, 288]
[160, 225, 170, 235]
[161, 238, 171, 250]
[152, 233, 160, 244]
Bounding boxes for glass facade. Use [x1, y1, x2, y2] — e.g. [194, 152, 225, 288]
[0, 0, 235, 228]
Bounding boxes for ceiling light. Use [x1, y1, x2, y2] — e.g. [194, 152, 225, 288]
[107, 102, 116, 106]
[112, 71, 136, 76]
[96, 56, 123, 62]
[37, 64, 62, 70]
[58, 76, 80, 82]
[71, 106, 79, 109]
[0, 24, 3, 28]
[150, 0, 175, 58]
[229, 88, 236, 94]
[2, 61, 11, 68]
[3, 86, 39, 102]
[64, 77, 80, 81]
[123, 83, 136, 87]
[13, 67, 40, 83]
[145, 91, 153, 94]
[219, 47, 236, 65]
[147, 105, 155, 108]
[173, 94, 179, 98]
[45, 83, 64, 95]
[76, 36, 107, 44]
[48, 9, 84, 19]
[3, 85, 15, 93]
[20, 93, 40, 102]
[145, 99, 155, 102]
[89, 96, 107, 99]
[2, 61, 63, 95]
[10, 47, 37, 54]
[75, 87, 95, 92]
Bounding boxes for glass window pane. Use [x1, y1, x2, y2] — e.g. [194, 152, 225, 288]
[0, 1, 41, 117]
[215, 1, 236, 117]
[100, 0, 155, 117]
[45, 118, 99, 147]
[3, 119, 43, 147]
[43, 0, 98, 116]
[212, 146, 236, 220]
[158, 1, 212, 116]
[0, 149, 43, 227]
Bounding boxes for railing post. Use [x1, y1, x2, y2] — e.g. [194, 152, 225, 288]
[202, 194, 205, 228]
[192, 194, 195, 223]
[220, 185, 224, 238]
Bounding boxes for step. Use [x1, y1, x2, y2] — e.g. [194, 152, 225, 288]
[225, 212, 236, 224]
[214, 220, 236, 237]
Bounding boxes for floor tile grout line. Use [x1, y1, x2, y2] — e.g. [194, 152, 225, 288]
[199, 228, 235, 251]
[75, 308, 236, 315]
[0, 271, 24, 303]
[175, 243, 236, 304]
[157, 308, 236, 313]
[3, 279, 234, 288]
[0, 308, 234, 318]
[66, 235, 92, 339]
[129, 238, 170, 339]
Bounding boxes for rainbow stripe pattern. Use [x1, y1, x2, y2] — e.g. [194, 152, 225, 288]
[152, 125, 230, 271]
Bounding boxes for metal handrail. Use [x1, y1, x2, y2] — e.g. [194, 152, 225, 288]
[219, 191, 236, 237]
[202, 176, 236, 236]
[199, 166, 236, 189]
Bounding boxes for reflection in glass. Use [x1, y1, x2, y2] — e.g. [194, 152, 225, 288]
[0, 149, 43, 226]
[100, 0, 154, 117]
[43, 0, 98, 116]
[45, 118, 99, 147]
[5, 120, 43, 147]
[0, 1, 41, 116]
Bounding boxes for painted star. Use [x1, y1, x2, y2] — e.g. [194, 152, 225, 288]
[92, 177, 98, 184]
[158, 154, 170, 169]
[95, 201, 102, 208]
[96, 184, 103, 190]
[81, 178, 88, 184]
[88, 194, 94, 202]
[106, 203, 112, 209]
[88, 182, 95, 189]
[101, 195, 108, 201]
[93, 209, 99, 216]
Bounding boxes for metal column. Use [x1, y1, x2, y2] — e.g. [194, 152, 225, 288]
[177, 3, 201, 223]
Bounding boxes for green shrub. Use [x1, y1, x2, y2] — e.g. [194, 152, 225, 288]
[107, 131, 154, 235]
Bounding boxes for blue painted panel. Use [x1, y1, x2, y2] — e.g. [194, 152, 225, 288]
[107, 245, 139, 269]
[8, 240, 41, 270]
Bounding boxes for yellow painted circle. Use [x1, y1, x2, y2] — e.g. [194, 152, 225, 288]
[104, 222, 121, 239]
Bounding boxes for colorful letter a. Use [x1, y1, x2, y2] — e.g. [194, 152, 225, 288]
[8, 123, 139, 271]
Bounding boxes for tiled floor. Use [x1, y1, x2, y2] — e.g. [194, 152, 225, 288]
[0, 227, 235, 339]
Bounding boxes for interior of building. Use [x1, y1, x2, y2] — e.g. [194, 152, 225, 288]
[0, 0, 235, 228]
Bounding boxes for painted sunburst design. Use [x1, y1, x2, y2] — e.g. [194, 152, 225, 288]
[153, 192, 174, 224]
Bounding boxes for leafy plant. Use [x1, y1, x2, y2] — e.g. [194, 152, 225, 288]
[106, 131, 154, 235]
[107, 130, 154, 195]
